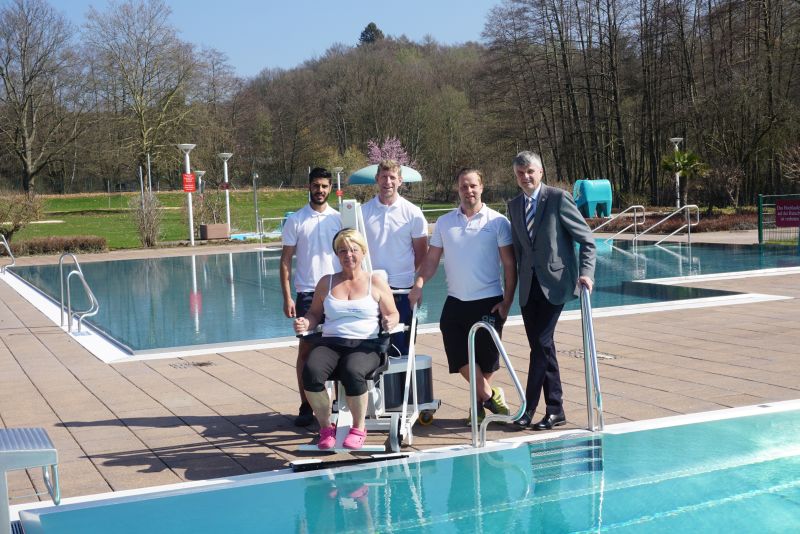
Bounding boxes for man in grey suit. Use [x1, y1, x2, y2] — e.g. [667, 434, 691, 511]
[507, 151, 596, 430]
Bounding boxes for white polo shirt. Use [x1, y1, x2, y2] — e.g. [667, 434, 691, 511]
[362, 195, 428, 288]
[281, 204, 342, 293]
[429, 204, 512, 301]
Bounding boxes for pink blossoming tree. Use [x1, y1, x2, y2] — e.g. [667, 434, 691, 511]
[366, 137, 418, 168]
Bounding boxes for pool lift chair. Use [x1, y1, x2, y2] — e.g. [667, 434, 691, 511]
[1, 428, 61, 534]
[294, 199, 441, 457]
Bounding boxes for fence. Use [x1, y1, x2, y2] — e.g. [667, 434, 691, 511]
[758, 194, 800, 244]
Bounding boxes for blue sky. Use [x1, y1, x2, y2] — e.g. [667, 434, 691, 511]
[48, 0, 499, 78]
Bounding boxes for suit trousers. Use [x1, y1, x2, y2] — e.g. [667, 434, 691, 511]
[521, 275, 565, 415]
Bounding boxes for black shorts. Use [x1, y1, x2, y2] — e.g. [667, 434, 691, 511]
[296, 292, 314, 318]
[440, 295, 506, 374]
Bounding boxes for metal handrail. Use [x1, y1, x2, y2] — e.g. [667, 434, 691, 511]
[632, 204, 699, 246]
[0, 235, 14, 273]
[59, 253, 99, 333]
[581, 286, 604, 431]
[468, 321, 526, 447]
[592, 205, 645, 241]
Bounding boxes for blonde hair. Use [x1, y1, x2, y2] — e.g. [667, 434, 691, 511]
[332, 228, 368, 254]
[376, 159, 402, 177]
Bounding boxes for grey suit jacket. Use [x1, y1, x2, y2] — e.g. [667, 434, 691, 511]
[508, 185, 596, 307]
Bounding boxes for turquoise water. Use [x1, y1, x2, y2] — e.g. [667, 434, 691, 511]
[9, 241, 800, 352]
[19, 409, 800, 533]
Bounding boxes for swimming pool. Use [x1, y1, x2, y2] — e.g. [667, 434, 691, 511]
[17, 404, 800, 533]
[6, 241, 800, 354]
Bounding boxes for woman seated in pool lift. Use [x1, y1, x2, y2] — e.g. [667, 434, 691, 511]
[293, 228, 399, 450]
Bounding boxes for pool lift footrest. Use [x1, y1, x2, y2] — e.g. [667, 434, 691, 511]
[290, 453, 408, 473]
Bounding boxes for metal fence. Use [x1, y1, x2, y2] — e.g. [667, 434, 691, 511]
[758, 194, 800, 244]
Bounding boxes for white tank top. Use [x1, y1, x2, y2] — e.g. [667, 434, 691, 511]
[322, 274, 380, 339]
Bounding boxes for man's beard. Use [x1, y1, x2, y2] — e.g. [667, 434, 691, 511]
[310, 192, 329, 205]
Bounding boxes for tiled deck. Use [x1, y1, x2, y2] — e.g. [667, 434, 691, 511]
[2, 231, 799, 505]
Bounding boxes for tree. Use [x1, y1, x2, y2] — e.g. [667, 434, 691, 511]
[359, 22, 385, 45]
[0, 0, 88, 193]
[661, 149, 709, 207]
[84, 0, 198, 171]
[367, 137, 417, 167]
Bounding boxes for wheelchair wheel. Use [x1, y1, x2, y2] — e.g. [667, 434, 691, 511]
[419, 410, 434, 425]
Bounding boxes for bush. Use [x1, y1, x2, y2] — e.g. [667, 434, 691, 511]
[129, 194, 162, 247]
[0, 193, 43, 240]
[9, 236, 107, 256]
[587, 210, 757, 233]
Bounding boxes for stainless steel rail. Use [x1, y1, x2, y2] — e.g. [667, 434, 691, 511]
[467, 321, 527, 447]
[592, 205, 646, 241]
[0, 235, 14, 273]
[58, 253, 99, 333]
[633, 204, 699, 246]
[581, 286, 604, 431]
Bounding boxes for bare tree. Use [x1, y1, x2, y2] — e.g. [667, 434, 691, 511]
[0, 0, 89, 193]
[84, 0, 198, 170]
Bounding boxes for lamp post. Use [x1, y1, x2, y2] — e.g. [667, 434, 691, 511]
[252, 171, 260, 235]
[218, 152, 233, 231]
[177, 144, 196, 246]
[195, 170, 205, 196]
[669, 137, 683, 209]
[332, 166, 344, 210]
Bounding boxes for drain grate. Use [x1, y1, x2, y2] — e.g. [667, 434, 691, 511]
[168, 361, 215, 369]
[559, 349, 616, 360]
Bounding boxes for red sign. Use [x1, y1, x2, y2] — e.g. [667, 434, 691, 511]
[336, 189, 343, 197]
[182, 173, 196, 193]
[220, 182, 230, 190]
[776, 199, 800, 228]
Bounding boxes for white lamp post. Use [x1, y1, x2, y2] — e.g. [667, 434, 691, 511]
[669, 137, 683, 209]
[333, 166, 344, 210]
[195, 170, 205, 196]
[252, 172, 260, 234]
[177, 144, 196, 246]
[218, 152, 233, 231]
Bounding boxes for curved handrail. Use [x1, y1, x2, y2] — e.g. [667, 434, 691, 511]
[632, 205, 699, 245]
[59, 253, 99, 333]
[581, 286, 604, 431]
[593, 205, 645, 240]
[468, 321, 527, 447]
[0, 234, 15, 273]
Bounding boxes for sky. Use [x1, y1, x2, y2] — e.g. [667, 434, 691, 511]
[47, 0, 500, 78]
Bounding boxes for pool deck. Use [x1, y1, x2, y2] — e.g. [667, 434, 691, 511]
[2, 230, 800, 505]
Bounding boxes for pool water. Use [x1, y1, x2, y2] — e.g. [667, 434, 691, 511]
[9, 241, 800, 352]
[19, 408, 800, 533]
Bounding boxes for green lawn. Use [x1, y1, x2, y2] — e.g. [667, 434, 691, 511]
[19, 190, 311, 249]
[14, 190, 487, 250]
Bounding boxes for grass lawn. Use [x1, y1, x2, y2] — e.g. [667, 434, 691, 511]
[18, 190, 312, 249]
[12, 189, 487, 250]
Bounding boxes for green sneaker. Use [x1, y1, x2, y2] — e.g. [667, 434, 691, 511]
[484, 387, 510, 417]
[465, 405, 486, 426]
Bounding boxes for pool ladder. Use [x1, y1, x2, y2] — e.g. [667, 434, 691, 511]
[469, 286, 604, 447]
[592, 204, 646, 242]
[633, 204, 700, 246]
[0, 235, 14, 273]
[58, 253, 99, 333]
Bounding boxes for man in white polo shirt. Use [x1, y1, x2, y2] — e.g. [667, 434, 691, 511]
[410, 168, 516, 424]
[361, 159, 428, 355]
[280, 167, 342, 426]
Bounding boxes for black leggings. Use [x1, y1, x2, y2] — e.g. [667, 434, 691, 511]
[303, 344, 381, 396]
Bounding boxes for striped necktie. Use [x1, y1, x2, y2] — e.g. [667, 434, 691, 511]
[525, 195, 535, 239]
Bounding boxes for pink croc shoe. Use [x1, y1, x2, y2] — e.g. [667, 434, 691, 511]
[342, 427, 367, 450]
[318, 424, 336, 450]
